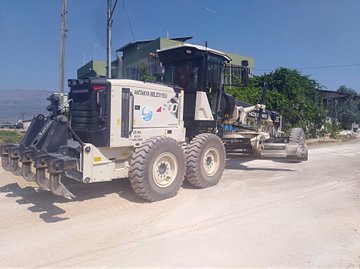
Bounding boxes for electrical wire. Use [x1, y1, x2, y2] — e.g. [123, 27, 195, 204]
[178, 0, 359, 61]
[176, 0, 223, 20]
[123, 0, 135, 41]
[110, 0, 118, 20]
[255, 63, 360, 72]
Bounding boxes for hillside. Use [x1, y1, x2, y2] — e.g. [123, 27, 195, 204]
[0, 89, 52, 122]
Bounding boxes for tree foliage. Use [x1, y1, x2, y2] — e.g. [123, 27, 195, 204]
[140, 63, 156, 82]
[225, 68, 327, 137]
[336, 85, 360, 129]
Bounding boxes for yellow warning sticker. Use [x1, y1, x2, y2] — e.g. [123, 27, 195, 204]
[93, 156, 102, 163]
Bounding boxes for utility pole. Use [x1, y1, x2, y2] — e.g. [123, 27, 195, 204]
[107, 0, 118, 78]
[59, 0, 67, 105]
[106, 0, 112, 78]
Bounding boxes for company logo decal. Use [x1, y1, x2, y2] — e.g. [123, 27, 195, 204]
[156, 94, 179, 119]
[134, 89, 167, 98]
[141, 106, 153, 122]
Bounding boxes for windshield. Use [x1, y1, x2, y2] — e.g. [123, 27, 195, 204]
[163, 60, 202, 92]
[206, 55, 224, 114]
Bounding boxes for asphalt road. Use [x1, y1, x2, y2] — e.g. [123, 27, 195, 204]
[0, 141, 359, 268]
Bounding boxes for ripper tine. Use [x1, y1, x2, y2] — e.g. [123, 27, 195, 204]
[1, 155, 11, 171]
[49, 174, 75, 200]
[1, 144, 16, 171]
[35, 168, 50, 190]
[22, 163, 35, 182]
[10, 159, 22, 176]
[10, 158, 22, 176]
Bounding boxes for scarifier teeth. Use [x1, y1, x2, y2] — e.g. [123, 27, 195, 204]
[49, 174, 75, 200]
[1, 155, 11, 171]
[22, 163, 35, 182]
[35, 168, 50, 190]
[10, 158, 22, 176]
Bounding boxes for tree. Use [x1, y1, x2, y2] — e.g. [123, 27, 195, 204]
[140, 63, 156, 82]
[225, 68, 327, 137]
[336, 85, 360, 129]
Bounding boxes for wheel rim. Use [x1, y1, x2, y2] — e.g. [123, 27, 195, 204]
[202, 147, 220, 177]
[152, 152, 178, 188]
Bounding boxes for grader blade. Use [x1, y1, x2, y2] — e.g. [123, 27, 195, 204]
[49, 173, 75, 200]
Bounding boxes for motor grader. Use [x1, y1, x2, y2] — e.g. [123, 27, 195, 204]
[1, 44, 308, 201]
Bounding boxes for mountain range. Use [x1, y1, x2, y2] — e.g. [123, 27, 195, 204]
[0, 89, 53, 122]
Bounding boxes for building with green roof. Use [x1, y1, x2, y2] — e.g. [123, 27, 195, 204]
[77, 36, 255, 84]
[77, 60, 107, 79]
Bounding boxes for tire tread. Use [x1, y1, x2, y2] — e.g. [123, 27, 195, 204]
[185, 133, 225, 188]
[129, 136, 185, 201]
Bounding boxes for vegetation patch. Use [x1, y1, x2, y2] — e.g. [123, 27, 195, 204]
[0, 130, 23, 144]
[226, 67, 360, 138]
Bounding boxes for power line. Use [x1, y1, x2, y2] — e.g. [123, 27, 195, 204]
[176, 0, 223, 20]
[123, 0, 135, 41]
[255, 63, 360, 72]
[110, 0, 119, 19]
[178, 0, 359, 61]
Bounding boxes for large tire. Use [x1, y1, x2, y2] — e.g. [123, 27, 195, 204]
[185, 133, 226, 188]
[289, 128, 305, 144]
[129, 136, 185, 202]
[289, 128, 308, 161]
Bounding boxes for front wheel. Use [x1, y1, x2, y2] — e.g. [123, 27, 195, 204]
[289, 128, 308, 161]
[129, 136, 185, 202]
[185, 133, 226, 188]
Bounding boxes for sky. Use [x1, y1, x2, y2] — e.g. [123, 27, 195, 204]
[0, 0, 359, 92]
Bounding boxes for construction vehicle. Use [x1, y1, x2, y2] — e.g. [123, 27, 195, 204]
[1, 44, 308, 201]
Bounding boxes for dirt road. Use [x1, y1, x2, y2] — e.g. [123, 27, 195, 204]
[1, 141, 360, 268]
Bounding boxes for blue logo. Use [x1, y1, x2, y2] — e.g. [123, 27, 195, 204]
[141, 106, 153, 122]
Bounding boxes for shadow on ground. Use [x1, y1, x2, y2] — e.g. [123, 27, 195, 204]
[0, 152, 297, 223]
[0, 178, 144, 223]
[225, 153, 296, 172]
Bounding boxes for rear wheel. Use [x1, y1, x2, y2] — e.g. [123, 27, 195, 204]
[129, 136, 185, 202]
[185, 133, 226, 188]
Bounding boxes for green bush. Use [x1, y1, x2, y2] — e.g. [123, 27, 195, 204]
[225, 68, 327, 138]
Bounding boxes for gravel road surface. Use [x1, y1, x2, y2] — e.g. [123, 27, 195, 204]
[0, 141, 359, 268]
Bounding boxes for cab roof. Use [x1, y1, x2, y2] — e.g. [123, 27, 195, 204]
[157, 43, 232, 62]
